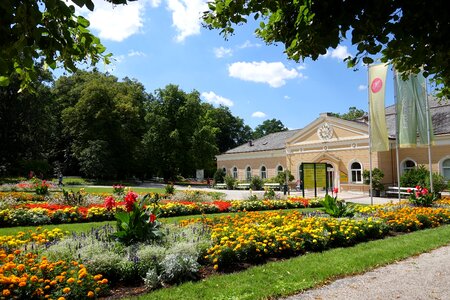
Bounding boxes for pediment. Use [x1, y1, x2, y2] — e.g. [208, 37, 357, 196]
[286, 114, 368, 147]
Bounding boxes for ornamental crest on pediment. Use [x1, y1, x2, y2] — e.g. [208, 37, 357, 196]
[317, 122, 333, 140]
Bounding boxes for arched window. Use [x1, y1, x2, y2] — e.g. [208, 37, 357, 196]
[246, 166, 252, 181]
[222, 167, 226, 175]
[350, 162, 362, 183]
[260, 166, 267, 179]
[232, 167, 238, 179]
[442, 158, 450, 181]
[277, 165, 284, 174]
[402, 160, 416, 174]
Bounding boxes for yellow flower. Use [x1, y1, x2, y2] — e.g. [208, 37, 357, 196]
[63, 287, 71, 293]
[87, 291, 95, 298]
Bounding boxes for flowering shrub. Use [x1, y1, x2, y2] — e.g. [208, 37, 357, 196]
[407, 185, 437, 207]
[375, 206, 450, 231]
[112, 184, 125, 196]
[109, 192, 163, 245]
[200, 211, 388, 270]
[34, 180, 51, 195]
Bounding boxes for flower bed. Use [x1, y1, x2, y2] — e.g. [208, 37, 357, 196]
[0, 229, 108, 299]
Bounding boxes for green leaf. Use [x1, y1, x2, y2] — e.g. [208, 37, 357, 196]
[0, 76, 10, 86]
[77, 16, 90, 27]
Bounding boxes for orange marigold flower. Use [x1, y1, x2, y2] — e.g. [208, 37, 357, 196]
[67, 278, 75, 284]
[30, 275, 38, 282]
[2, 289, 11, 296]
[87, 291, 95, 298]
[58, 297, 66, 300]
[19, 281, 27, 287]
[93, 274, 102, 281]
[63, 287, 71, 293]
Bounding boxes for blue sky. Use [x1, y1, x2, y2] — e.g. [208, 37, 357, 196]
[73, 0, 396, 130]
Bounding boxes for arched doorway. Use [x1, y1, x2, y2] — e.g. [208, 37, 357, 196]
[327, 163, 334, 190]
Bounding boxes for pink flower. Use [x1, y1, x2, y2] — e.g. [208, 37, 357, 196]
[422, 188, 429, 195]
[104, 196, 116, 210]
[124, 191, 138, 212]
[415, 185, 421, 190]
[149, 213, 156, 223]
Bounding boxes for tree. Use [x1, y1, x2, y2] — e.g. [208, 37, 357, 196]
[331, 107, 366, 121]
[205, 105, 254, 153]
[0, 0, 113, 91]
[253, 118, 287, 139]
[0, 67, 56, 176]
[142, 85, 219, 181]
[58, 71, 148, 178]
[203, 1, 450, 98]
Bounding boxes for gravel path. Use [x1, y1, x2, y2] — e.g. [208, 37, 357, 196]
[283, 244, 450, 300]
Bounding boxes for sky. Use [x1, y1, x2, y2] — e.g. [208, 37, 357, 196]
[71, 0, 396, 130]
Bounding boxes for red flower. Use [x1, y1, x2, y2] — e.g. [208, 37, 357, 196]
[332, 187, 339, 194]
[124, 191, 138, 212]
[422, 188, 429, 195]
[104, 196, 116, 210]
[407, 189, 412, 193]
[149, 213, 156, 223]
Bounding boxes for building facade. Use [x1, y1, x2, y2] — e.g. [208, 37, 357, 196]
[216, 99, 450, 191]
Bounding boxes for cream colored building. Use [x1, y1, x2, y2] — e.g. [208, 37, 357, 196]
[216, 98, 450, 192]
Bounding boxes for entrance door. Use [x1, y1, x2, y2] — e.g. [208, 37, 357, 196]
[327, 164, 334, 190]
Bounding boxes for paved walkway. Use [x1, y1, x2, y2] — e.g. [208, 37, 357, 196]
[283, 243, 450, 300]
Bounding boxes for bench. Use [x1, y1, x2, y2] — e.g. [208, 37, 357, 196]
[237, 183, 251, 190]
[385, 187, 417, 198]
[214, 183, 227, 189]
[264, 183, 281, 190]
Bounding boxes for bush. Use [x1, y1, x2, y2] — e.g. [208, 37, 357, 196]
[158, 253, 200, 284]
[363, 168, 385, 191]
[250, 176, 263, 190]
[165, 183, 175, 195]
[425, 173, 448, 194]
[400, 165, 428, 187]
[213, 169, 225, 184]
[224, 175, 236, 189]
[274, 170, 294, 185]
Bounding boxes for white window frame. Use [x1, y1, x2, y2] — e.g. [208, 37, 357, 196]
[401, 158, 417, 174]
[260, 165, 267, 179]
[276, 165, 284, 174]
[439, 156, 450, 182]
[350, 161, 363, 183]
[245, 166, 252, 181]
[232, 167, 238, 179]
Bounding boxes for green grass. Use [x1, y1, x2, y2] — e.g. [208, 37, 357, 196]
[0, 221, 115, 236]
[0, 208, 323, 235]
[133, 225, 450, 300]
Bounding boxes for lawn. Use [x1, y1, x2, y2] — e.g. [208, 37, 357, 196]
[135, 224, 450, 300]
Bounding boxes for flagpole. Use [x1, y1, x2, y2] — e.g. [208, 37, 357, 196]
[393, 68, 401, 202]
[367, 64, 373, 205]
[424, 76, 433, 192]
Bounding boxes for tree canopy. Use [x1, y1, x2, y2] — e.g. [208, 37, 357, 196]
[203, 0, 450, 98]
[0, 0, 115, 91]
[253, 118, 288, 139]
[331, 107, 366, 121]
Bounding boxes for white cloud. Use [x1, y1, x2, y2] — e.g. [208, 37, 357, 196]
[358, 84, 367, 91]
[238, 40, 261, 49]
[166, 0, 208, 42]
[128, 50, 147, 57]
[297, 64, 307, 70]
[252, 111, 267, 118]
[284, 95, 291, 100]
[213, 47, 233, 58]
[75, 1, 147, 42]
[150, 0, 162, 7]
[228, 61, 301, 88]
[201, 91, 234, 107]
[322, 45, 352, 60]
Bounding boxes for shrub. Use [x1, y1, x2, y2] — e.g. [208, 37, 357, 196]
[250, 176, 263, 190]
[400, 165, 428, 187]
[425, 173, 448, 194]
[158, 253, 200, 284]
[213, 168, 226, 184]
[263, 188, 276, 200]
[165, 183, 175, 195]
[407, 185, 437, 207]
[274, 170, 294, 184]
[363, 168, 385, 191]
[321, 193, 354, 218]
[224, 175, 236, 189]
[62, 189, 86, 206]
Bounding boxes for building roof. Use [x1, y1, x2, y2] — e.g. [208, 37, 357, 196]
[224, 129, 301, 154]
[222, 97, 450, 155]
[385, 97, 450, 136]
